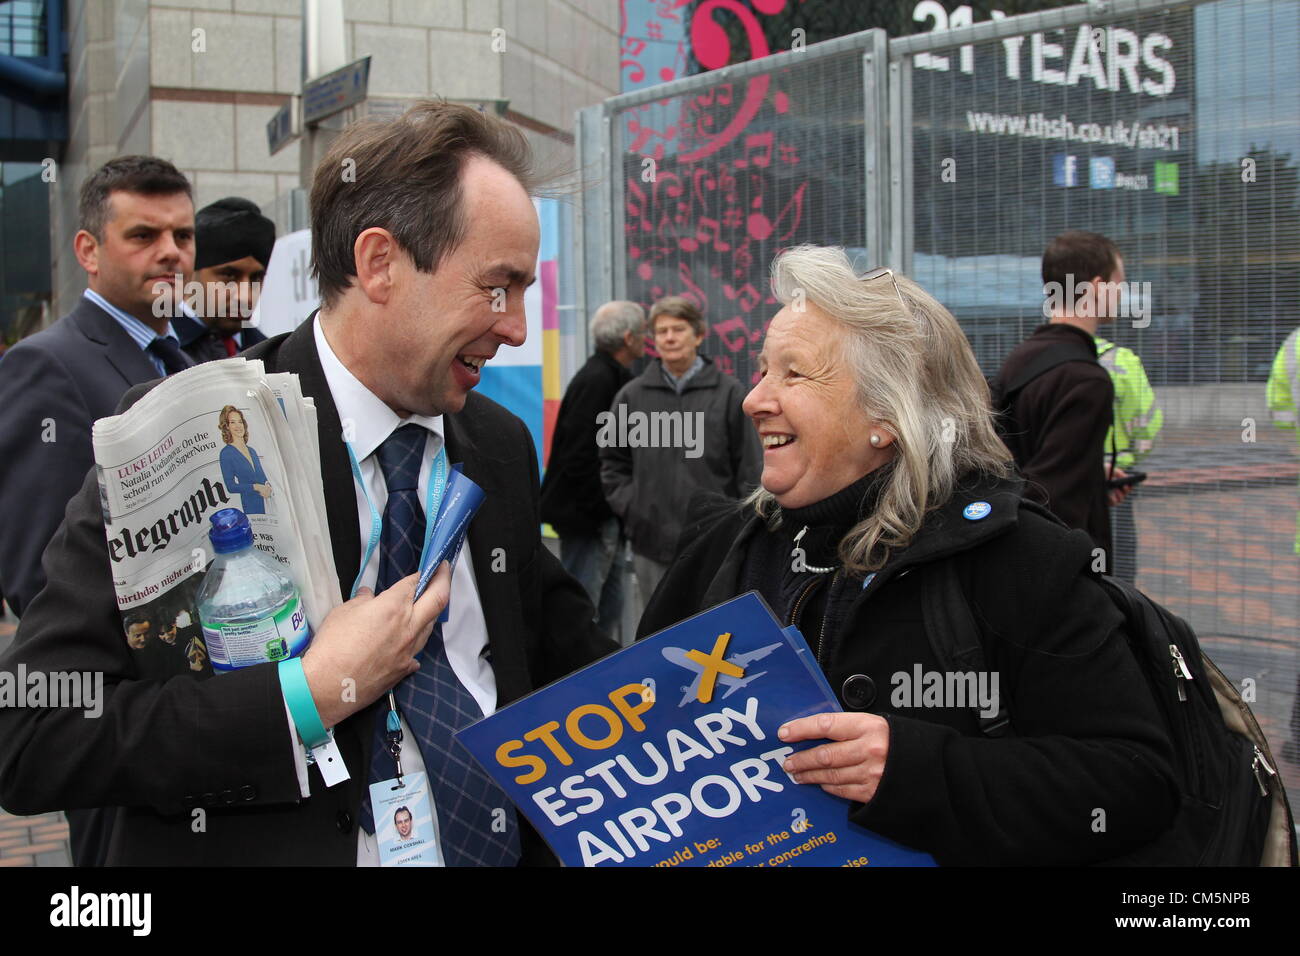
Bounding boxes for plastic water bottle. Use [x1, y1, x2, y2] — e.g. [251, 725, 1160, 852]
[196, 508, 311, 673]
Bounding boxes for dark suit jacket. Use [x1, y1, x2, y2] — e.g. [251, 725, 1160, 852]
[0, 319, 615, 865]
[539, 350, 631, 537]
[173, 311, 268, 364]
[0, 296, 194, 617]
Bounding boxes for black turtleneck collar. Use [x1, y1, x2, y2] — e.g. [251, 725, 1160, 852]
[773, 460, 896, 567]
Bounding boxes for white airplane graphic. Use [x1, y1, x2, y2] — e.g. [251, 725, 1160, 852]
[661, 642, 784, 707]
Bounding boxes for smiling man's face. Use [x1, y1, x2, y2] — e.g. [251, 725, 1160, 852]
[368, 155, 539, 418]
[80, 190, 195, 325]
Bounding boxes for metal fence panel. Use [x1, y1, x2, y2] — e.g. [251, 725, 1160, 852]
[893, 0, 1300, 788]
[607, 38, 880, 386]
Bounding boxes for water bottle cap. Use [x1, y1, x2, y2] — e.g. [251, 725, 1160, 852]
[208, 508, 254, 553]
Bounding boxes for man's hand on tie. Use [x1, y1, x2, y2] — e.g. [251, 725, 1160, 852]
[299, 561, 452, 728]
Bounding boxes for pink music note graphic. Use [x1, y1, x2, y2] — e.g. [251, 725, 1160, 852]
[695, 217, 730, 253]
[736, 132, 773, 169]
[713, 316, 749, 353]
[626, 178, 648, 220]
[677, 262, 709, 312]
[723, 282, 760, 312]
[772, 181, 808, 240]
[625, 115, 679, 156]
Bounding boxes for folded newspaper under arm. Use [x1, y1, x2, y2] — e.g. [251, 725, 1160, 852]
[455, 591, 936, 867]
[92, 359, 342, 677]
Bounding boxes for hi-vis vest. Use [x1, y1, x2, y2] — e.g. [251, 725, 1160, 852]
[1266, 327, 1300, 553]
[1095, 336, 1163, 470]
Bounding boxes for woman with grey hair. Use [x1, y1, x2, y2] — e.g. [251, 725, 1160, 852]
[637, 244, 1178, 865]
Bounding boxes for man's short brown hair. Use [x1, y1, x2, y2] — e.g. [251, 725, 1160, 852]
[649, 296, 705, 337]
[78, 155, 192, 240]
[1042, 230, 1123, 306]
[309, 100, 537, 308]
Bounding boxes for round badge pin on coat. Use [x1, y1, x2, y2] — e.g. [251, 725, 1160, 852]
[963, 501, 992, 521]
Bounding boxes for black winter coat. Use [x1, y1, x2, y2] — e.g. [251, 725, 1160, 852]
[637, 471, 1179, 866]
[997, 322, 1115, 560]
[541, 350, 631, 537]
[600, 356, 763, 563]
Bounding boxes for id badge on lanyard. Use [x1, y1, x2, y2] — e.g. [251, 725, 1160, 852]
[347, 438, 451, 865]
[302, 442, 451, 790]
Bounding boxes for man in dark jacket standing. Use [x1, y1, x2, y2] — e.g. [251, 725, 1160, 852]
[0, 156, 196, 619]
[601, 296, 763, 609]
[540, 301, 646, 640]
[996, 230, 1132, 567]
[0, 155, 197, 867]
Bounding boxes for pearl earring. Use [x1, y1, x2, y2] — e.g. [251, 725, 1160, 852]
[870, 434, 881, 446]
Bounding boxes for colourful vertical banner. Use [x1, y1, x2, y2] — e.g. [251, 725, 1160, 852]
[476, 198, 555, 475]
[542, 255, 562, 467]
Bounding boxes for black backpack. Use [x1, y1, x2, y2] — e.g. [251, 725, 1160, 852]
[921, 539, 1297, 866]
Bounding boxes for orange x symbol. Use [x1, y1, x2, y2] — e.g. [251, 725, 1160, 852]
[685, 632, 744, 704]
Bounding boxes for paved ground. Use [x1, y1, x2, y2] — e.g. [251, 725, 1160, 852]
[0, 611, 72, 867]
[1132, 426, 1300, 795]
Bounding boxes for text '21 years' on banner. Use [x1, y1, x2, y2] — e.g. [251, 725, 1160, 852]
[456, 592, 935, 867]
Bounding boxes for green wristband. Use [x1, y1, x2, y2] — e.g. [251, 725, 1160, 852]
[278, 657, 330, 750]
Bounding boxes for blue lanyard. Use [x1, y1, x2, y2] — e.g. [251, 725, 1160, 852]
[344, 433, 450, 783]
[343, 437, 449, 600]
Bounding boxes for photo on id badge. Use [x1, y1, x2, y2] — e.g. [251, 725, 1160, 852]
[370, 772, 443, 866]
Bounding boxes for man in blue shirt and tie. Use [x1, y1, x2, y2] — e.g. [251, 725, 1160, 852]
[0, 156, 195, 868]
[0, 155, 195, 620]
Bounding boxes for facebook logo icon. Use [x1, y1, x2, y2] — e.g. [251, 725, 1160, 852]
[1090, 156, 1116, 189]
[1052, 154, 1078, 187]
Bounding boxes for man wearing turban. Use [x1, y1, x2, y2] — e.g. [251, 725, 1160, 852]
[175, 197, 274, 362]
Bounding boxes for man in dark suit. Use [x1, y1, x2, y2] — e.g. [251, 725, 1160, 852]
[0, 156, 196, 619]
[0, 155, 195, 867]
[173, 197, 272, 363]
[540, 300, 645, 642]
[0, 102, 615, 865]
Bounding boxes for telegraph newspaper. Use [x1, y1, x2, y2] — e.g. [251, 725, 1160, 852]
[91, 359, 340, 673]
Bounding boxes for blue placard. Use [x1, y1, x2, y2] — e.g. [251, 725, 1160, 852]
[456, 592, 935, 868]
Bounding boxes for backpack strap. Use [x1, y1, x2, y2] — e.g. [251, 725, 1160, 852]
[997, 341, 1099, 407]
[920, 560, 1012, 737]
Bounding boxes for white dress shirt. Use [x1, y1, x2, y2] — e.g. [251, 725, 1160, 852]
[284, 317, 497, 865]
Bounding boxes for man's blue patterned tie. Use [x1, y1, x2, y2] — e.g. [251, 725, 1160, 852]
[358, 423, 521, 866]
[146, 335, 190, 375]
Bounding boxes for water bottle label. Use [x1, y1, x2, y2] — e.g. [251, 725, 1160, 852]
[202, 596, 311, 673]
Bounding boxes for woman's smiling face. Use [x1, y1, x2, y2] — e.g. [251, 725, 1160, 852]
[743, 304, 895, 509]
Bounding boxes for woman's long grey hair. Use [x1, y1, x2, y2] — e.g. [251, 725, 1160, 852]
[747, 245, 1013, 573]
